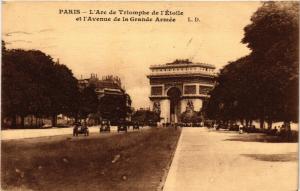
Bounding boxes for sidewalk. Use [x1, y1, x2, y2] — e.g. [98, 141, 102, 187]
[1, 126, 99, 140]
[1, 126, 150, 140]
[163, 128, 298, 191]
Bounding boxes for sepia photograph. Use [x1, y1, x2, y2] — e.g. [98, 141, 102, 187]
[1, 1, 299, 191]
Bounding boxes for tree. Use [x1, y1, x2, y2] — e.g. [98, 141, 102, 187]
[77, 85, 98, 120]
[207, 56, 256, 124]
[48, 63, 80, 126]
[132, 109, 160, 125]
[2, 49, 52, 127]
[207, 2, 299, 128]
[98, 93, 131, 123]
[2, 46, 80, 128]
[243, 2, 299, 124]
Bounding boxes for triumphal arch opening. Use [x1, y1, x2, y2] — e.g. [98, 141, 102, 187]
[147, 59, 216, 123]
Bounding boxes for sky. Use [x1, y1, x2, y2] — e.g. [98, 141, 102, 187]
[2, 1, 261, 109]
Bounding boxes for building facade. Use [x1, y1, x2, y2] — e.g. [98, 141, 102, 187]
[147, 59, 216, 123]
[78, 74, 125, 98]
[78, 74, 132, 121]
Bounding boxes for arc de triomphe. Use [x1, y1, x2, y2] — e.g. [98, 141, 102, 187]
[147, 59, 216, 123]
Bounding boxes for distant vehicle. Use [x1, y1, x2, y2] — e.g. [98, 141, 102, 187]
[147, 120, 157, 127]
[133, 122, 140, 130]
[204, 120, 214, 128]
[193, 123, 202, 127]
[73, 122, 89, 136]
[117, 120, 128, 133]
[244, 125, 257, 133]
[229, 124, 239, 131]
[216, 123, 228, 130]
[42, 124, 52, 129]
[100, 120, 111, 133]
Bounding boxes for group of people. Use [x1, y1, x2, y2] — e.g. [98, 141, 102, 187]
[211, 121, 293, 138]
[269, 123, 292, 136]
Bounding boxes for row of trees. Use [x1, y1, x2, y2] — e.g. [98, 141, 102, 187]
[131, 109, 160, 125]
[2, 42, 132, 128]
[206, 2, 299, 128]
[2, 42, 79, 127]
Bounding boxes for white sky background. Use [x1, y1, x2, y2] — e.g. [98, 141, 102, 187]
[2, 2, 261, 109]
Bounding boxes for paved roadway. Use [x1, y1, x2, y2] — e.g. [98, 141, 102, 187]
[1, 126, 149, 140]
[163, 128, 298, 191]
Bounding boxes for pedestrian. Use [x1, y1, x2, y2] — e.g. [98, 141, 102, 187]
[274, 126, 278, 135]
[239, 124, 244, 134]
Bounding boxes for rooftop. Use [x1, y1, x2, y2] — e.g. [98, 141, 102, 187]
[78, 74, 124, 92]
[148, 59, 216, 78]
[150, 59, 216, 69]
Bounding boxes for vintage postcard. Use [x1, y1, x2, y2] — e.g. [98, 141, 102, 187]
[1, 1, 299, 191]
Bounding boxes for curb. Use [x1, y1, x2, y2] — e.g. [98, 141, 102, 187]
[157, 128, 183, 191]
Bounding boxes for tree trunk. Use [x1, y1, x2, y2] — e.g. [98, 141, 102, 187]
[284, 121, 291, 131]
[267, 120, 272, 129]
[30, 115, 34, 128]
[39, 118, 43, 127]
[240, 119, 245, 126]
[11, 115, 17, 128]
[35, 116, 38, 128]
[260, 106, 266, 129]
[20, 115, 25, 128]
[52, 114, 57, 127]
[259, 117, 264, 129]
[1, 117, 5, 129]
[246, 119, 249, 127]
[75, 114, 79, 123]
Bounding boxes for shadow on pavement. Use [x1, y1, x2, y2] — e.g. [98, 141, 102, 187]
[241, 153, 298, 162]
[223, 133, 298, 143]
